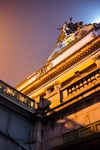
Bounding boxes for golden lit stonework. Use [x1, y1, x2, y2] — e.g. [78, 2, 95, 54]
[6, 87, 14, 95]
[15, 20, 100, 111]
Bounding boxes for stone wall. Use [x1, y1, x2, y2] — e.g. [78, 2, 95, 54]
[40, 93, 100, 150]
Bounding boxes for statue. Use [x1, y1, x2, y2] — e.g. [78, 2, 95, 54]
[93, 22, 100, 30]
[68, 17, 73, 28]
[55, 22, 73, 43]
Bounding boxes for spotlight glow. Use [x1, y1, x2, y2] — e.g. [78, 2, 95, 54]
[93, 18, 100, 23]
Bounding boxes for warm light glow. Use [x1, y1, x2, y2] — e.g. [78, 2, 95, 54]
[59, 59, 94, 83]
[96, 20, 100, 23]
[93, 19, 100, 23]
[92, 18, 100, 24]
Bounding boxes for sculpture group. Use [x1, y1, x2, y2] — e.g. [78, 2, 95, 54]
[49, 18, 100, 61]
[55, 17, 73, 44]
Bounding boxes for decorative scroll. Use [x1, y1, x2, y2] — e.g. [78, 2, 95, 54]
[36, 65, 48, 77]
[0, 80, 35, 110]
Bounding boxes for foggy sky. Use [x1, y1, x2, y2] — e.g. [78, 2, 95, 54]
[0, 0, 100, 87]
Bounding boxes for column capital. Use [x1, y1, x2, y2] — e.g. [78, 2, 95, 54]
[93, 56, 100, 67]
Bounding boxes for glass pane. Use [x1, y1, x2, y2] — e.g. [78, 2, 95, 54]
[96, 124, 100, 132]
[65, 132, 76, 143]
[80, 127, 93, 138]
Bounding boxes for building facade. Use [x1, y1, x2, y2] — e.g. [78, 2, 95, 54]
[0, 21, 100, 150]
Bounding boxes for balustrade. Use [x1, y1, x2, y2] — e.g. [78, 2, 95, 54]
[0, 80, 35, 110]
[61, 68, 100, 98]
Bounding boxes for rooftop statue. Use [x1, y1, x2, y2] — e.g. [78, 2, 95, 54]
[55, 17, 87, 45]
[48, 18, 99, 62]
[55, 21, 73, 44]
[68, 17, 73, 28]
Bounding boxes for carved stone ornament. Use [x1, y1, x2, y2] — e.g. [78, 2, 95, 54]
[47, 21, 97, 62]
[0, 80, 35, 110]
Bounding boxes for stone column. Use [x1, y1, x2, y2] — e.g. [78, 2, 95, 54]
[54, 82, 61, 90]
[95, 57, 100, 67]
[54, 83, 61, 102]
[33, 113, 42, 150]
[54, 84, 61, 90]
[46, 88, 51, 95]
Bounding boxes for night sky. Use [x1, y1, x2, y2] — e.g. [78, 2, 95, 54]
[0, 0, 100, 87]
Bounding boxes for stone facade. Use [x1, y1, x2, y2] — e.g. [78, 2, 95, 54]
[32, 75, 100, 150]
[1, 21, 100, 150]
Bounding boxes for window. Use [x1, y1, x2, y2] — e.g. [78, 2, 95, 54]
[64, 120, 100, 144]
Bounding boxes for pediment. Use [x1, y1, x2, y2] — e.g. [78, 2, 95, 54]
[47, 23, 95, 62]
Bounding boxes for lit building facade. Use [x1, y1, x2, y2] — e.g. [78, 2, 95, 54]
[1, 20, 100, 150]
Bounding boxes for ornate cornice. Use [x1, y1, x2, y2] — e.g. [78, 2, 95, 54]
[21, 36, 100, 95]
